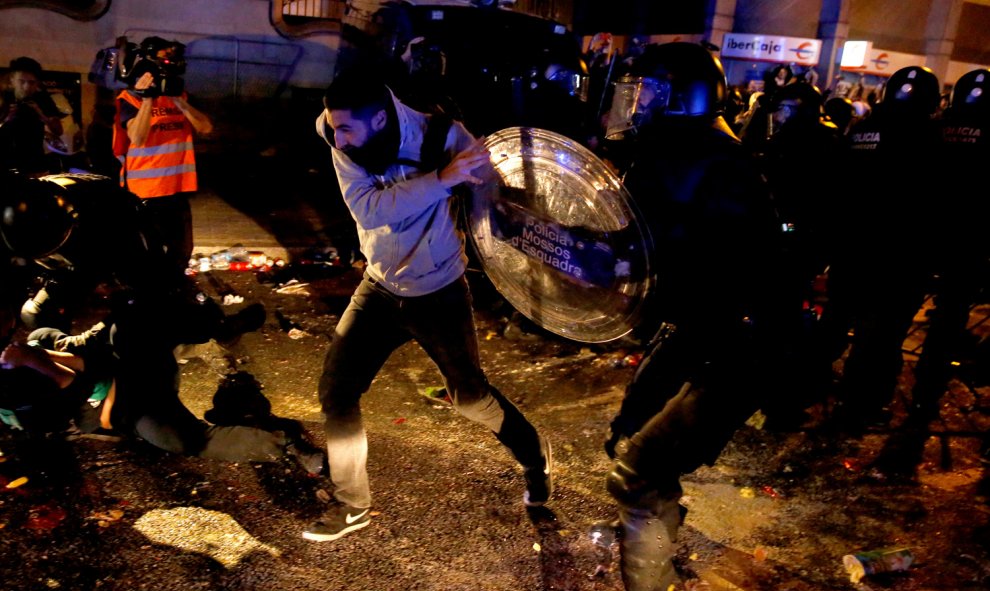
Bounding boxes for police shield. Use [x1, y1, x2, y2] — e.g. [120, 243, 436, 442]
[466, 127, 652, 343]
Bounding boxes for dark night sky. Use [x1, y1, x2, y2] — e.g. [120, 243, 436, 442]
[570, 0, 706, 36]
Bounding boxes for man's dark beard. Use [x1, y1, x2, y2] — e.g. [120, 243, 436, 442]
[341, 116, 400, 175]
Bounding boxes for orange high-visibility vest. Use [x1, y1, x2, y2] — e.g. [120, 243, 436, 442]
[114, 91, 198, 198]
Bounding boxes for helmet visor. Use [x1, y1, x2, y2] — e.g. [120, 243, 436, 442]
[605, 76, 668, 140]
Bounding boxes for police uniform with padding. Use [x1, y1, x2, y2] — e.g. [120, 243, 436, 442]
[822, 66, 944, 432]
[907, 69, 990, 430]
[602, 42, 802, 591]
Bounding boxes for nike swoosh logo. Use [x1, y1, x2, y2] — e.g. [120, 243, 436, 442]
[346, 509, 369, 524]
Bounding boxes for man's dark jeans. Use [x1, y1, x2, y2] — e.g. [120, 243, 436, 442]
[318, 273, 542, 508]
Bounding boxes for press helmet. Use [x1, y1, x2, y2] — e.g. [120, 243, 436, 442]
[882, 66, 940, 116]
[951, 68, 990, 116]
[0, 175, 77, 259]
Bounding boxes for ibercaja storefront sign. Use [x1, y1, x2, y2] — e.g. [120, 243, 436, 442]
[721, 33, 822, 66]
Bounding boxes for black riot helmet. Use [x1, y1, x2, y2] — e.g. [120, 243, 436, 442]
[769, 82, 824, 126]
[881, 66, 940, 117]
[824, 96, 855, 132]
[605, 42, 727, 138]
[0, 175, 77, 259]
[950, 68, 990, 117]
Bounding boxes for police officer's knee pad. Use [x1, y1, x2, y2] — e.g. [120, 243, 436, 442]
[606, 458, 651, 508]
[607, 442, 682, 509]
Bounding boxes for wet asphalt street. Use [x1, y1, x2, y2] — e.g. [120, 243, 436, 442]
[1, 155, 989, 590]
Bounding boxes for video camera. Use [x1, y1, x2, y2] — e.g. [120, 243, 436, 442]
[89, 36, 186, 98]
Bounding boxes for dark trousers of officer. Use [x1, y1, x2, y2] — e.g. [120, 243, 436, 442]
[872, 253, 989, 474]
[819, 256, 932, 426]
[608, 327, 770, 591]
[318, 273, 543, 509]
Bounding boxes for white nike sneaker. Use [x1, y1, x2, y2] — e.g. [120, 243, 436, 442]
[302, 502, 371, 541]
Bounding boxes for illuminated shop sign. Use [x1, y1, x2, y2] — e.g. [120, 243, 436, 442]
[840, 41, 926, 75]
[840, 41, 871, 68]
[721, 33, 821, 65]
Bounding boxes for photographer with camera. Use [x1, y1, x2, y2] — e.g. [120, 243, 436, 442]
[0, 57, 64, 176]
[114, 36, 213, 275]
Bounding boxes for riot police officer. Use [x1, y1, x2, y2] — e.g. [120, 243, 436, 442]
[2, 171, 240, 337]
[820, 66, 943, 435]
[761, 82, 842, 294]
[870, 68, 990, 477]
[0, 173, 326, 470]
[600, 42, 802, 590]
[756, 82, 846, 427]
[0, 171, 269, 372]
[912, 67, 990, 422]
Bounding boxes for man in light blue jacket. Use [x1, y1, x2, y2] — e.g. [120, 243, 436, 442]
[303, 69, 552, 542]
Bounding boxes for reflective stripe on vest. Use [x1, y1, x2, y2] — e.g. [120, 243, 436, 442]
[117, 91, 198, 198]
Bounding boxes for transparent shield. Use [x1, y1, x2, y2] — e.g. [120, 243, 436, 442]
[467, 127, 653, 343]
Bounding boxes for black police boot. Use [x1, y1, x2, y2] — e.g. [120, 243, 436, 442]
[617, 494, 684, 591]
